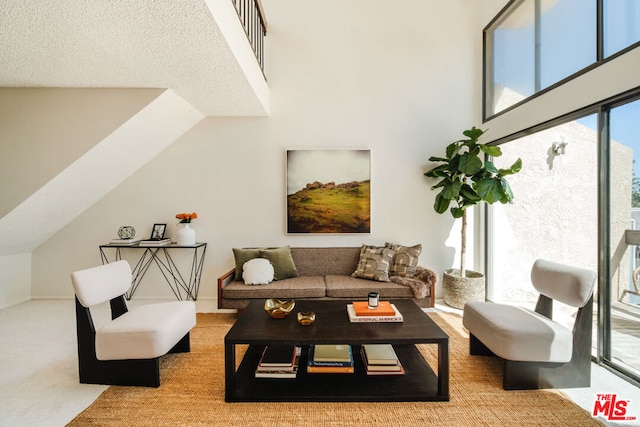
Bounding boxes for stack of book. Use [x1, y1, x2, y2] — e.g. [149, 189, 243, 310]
[360, 344, 405, 376]
[255, 345, 301, 378]
[109, 237, 142, 246]
[307, 344, 354, 374]
[346, 301, 403, 323]
[138, 238, 171, 246]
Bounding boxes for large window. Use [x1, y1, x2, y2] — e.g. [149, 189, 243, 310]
[485, 0, 640, 118]
[539, 0, 596, 88]
[486, 96, 640, 385]
[487, 117, 598, 332]
[607, 97, 640, 379]
[604, 0, 640, 57]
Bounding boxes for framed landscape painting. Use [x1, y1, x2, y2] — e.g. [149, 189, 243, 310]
[286, 149, 371, 234]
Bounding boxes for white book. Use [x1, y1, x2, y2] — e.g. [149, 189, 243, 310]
[109, 237, 142, 245]
[362, 344, 399, 365]
[346, 304, 403, 323]
[138, 238, 171, 246]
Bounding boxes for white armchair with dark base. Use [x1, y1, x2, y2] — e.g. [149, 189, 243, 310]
[71, 260, 196, 387]
[462, 259, 596, 390]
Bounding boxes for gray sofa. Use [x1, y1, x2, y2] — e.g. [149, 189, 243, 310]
[217, 247, 435, 310]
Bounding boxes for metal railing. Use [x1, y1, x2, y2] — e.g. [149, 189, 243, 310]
[232, 0, 267, 72]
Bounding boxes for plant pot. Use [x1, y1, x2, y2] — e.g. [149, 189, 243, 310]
[442, 269, 485, 309]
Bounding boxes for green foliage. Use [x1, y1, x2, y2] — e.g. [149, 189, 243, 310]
[287, 181, 370, 233]
[424, 127, 522, 218]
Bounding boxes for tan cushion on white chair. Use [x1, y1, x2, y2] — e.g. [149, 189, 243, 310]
[96, 301, 196, 360]
[463, 301, 573, 363]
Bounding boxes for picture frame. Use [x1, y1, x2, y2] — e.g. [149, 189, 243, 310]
[150, 223, 167, 240]
[286, 149, 371, 234]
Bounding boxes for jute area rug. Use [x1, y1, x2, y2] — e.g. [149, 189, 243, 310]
[69, 312, 601, 427]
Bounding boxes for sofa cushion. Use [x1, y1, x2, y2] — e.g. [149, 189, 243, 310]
[351, 245, 394, 282]
[233, 248, 261, 280]
[242, 258, 274, 285]
[386, 242, 422, 277]
[222, 276, 326, 300]
[326, 275, 414, 299]
[260, 246, 299, 280]
[291, 247, 361, 276]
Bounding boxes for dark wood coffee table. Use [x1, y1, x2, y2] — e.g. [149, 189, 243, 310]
[224, 299, 449, 402]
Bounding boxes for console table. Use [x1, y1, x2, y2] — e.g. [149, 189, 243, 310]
[224, 299, 449, 402]
[99, 242, 207, 301]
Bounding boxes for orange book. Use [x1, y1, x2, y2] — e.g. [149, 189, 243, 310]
[352, 301, 396, 317]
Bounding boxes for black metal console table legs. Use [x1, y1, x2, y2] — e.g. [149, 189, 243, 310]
[99, 243, 207, 301]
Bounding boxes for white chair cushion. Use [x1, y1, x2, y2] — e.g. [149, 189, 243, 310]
[463, 301, 573, 363]
[71, 260, 132, 307]
[531, 259, 596, 308]
[96, 301, 196, 360]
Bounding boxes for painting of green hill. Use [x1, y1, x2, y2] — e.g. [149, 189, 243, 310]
[287, 180, 370, 233]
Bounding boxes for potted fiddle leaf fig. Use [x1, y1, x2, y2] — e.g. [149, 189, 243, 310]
[424, 127, 522, 308]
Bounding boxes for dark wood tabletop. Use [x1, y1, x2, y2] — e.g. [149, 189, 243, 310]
[225, 299, 448, 346]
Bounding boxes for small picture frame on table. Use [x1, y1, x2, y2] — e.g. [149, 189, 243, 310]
[150, 223, 167, 240]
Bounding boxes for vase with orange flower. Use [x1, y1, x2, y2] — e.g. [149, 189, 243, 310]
[175, 212, 198, 246]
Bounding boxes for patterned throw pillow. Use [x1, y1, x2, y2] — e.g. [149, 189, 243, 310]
[351, 244, 395, 282]
[386, 242, 422, 277]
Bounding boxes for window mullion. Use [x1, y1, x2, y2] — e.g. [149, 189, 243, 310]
[534, 0, 542, 92]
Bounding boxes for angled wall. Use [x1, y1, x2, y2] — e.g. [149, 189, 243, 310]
[0, 89, 203, 308]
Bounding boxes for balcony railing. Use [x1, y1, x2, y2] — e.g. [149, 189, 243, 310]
[232, 0, 267, 72]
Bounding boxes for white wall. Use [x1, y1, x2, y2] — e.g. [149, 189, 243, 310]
[0, 253, 30, 309]
[29, 0, 487, 308]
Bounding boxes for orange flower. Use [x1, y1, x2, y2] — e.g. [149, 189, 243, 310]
[176, 212, 198, 223]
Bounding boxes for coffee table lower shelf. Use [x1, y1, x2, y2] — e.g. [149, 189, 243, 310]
[226, 344, 446, 402]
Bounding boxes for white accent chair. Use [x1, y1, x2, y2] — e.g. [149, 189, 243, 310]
[462, 259, 596, 390]
[71, 260, 196, 387]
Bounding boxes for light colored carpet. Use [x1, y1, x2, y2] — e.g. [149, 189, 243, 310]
[68, 312, 602, 426]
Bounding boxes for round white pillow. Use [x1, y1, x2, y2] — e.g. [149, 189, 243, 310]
[242, 258, 274, 285]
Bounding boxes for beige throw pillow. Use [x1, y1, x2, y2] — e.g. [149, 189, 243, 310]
[351, 244, 394, 282]
[386, 242, 422, 277]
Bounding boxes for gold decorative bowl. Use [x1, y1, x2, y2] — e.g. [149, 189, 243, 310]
[264, 299, 295, 319]
[297, 311, 316, 325]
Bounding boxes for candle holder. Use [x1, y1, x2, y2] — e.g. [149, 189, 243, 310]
[297, 311, 316, 325]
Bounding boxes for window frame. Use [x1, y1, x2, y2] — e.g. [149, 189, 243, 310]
[484, 84, 640, 387]
[483, 0, 640, 122]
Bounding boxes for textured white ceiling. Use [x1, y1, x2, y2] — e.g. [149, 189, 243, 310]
[0, 0, 268, 116]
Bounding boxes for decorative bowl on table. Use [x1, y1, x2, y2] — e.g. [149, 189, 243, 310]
[264, 299, 295, 319]
[297, 311, 316, 325]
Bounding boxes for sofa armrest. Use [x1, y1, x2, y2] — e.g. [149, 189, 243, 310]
[217, 268, 236, 310]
